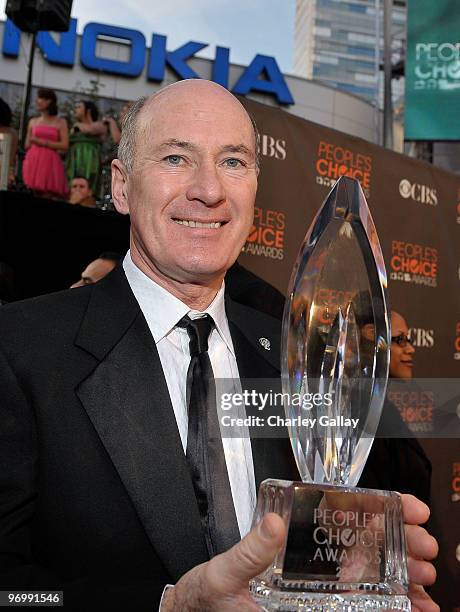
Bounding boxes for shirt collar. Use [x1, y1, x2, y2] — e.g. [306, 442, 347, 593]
[123, 251, 235, 356]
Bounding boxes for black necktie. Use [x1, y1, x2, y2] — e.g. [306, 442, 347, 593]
[177, 314, 240, 557]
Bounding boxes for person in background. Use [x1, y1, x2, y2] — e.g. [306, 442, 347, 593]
[341, 293, 431, 504]
[0, 98, 18, 186]
[23, 88, 68, 199]
[391, 311, 459, 438]
[68, 176, 96, 208]
[390, 310, 415, 378]
[98, 103, 134, 202]
[363, 309, 432, 505]
[70, 252, 122, 288]
[102, 101, 133, 146]
[66, 100, 106, 194]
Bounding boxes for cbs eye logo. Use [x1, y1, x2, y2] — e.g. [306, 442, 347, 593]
[399, 179, 412, 199]
[399, 179, 438, 206]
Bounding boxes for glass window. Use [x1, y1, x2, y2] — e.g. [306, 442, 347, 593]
[347, 45, 376, 57]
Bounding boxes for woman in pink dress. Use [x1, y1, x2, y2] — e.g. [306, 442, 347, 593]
[23, 88, 69, 198]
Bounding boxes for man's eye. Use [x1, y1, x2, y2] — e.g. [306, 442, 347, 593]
[165, 155, 183, 165]
[224, 158, 244, 168]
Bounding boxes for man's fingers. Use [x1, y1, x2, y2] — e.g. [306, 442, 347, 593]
[401, 493, 430, 525]
[210, 513, 286, 593]
[408, 583, 440, 612]
[406, 525, 439, 560]
[397, 496, 439, 612]
[227, 513, 286, 585]
[407, 557, 437, 586]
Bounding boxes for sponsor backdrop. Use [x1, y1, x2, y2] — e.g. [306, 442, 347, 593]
[0, 97, 458, 606]
[405, 0, 460, 140]
[241, 98, 460, 609]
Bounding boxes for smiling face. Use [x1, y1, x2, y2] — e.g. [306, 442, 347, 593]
[112, 80, 258, 294]
[389, 311, 415, 379]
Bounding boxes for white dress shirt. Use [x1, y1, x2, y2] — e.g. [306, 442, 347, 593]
[123, 252, 256, 538]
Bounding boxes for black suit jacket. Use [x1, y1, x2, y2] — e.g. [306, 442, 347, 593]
[0, 266, 431, 610]
[0, 266, 298, 610]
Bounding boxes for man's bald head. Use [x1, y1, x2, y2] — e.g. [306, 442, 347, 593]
[118, 80, 259, 173]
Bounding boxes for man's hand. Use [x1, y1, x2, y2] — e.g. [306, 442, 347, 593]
[161, 513, 285, 611]
[162, 495, 439, 612]
[402, 494, 439, 612]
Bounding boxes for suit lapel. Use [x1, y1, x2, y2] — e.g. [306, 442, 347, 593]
[74, 268, 208, 580]
[73, 269, 298, 579]
[225, 297, 299, 487]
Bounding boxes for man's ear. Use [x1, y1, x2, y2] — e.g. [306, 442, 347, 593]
[111, 158, 130, 215]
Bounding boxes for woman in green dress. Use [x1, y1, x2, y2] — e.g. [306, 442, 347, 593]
[67, 100, 106, 195]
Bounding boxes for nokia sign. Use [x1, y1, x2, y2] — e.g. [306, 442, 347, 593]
[2, 18, 294, 105]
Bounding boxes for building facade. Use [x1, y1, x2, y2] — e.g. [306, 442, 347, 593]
[293, 0, 460, 174]
[294, 0, 406, 105]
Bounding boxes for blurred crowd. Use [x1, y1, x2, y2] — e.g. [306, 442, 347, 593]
[0, 88, 132, 207]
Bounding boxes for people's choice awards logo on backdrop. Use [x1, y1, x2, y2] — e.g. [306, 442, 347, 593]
[243, 207, 285, 260]
[315, 141, 372, 198]
[258, 133, 287, 161]
[408, 328, 435, 348]
[454, 323, 460, 361]
[390, 240, 438, 287]
[452, 462, 460, 503]
[388, 389, 434, 433]
[399, 179, 438, 206]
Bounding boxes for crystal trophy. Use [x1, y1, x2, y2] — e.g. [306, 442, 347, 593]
[249, 177, 410, 610]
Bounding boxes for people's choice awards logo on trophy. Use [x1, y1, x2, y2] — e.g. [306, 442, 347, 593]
[249, 177, 410, 610]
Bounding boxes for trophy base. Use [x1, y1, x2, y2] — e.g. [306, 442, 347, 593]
[249, 479, 410, 611]
[250, 582, 411, 611]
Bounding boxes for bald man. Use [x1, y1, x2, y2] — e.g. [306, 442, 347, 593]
[0, 81, 438, 611]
